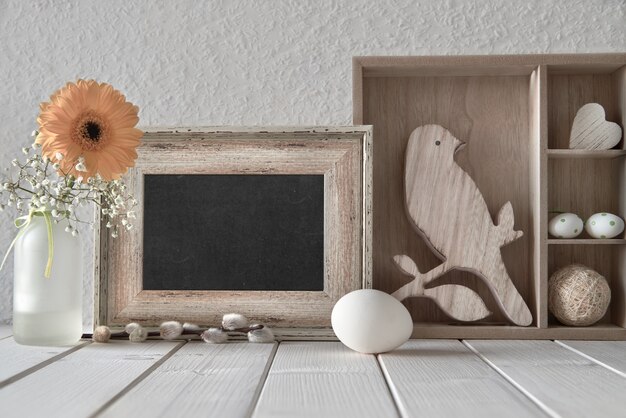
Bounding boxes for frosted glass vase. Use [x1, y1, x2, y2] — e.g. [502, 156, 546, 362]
[12, 214, 83, 346]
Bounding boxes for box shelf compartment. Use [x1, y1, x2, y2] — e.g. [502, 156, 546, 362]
[354, 54, 626, 339]
[548, 245, 625, 331]
[545, 60, 626, 336]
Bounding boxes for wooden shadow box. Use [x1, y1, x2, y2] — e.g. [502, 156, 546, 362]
[354, 53, 626, 339]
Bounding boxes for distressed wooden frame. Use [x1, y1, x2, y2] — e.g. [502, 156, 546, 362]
[95, 127, 372, 338]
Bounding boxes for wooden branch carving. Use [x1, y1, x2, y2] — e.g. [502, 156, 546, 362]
[392, 124, 533, 326]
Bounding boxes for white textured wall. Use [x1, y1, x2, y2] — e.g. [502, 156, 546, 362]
[0, 0, 625, 328]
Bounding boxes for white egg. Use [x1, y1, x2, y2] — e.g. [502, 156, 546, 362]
[331, 289, 413, 354]
[548, 213, 584, 239]
[585, 212, 625, 239]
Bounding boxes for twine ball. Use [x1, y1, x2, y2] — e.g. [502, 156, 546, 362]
[549, 264, 611, 326]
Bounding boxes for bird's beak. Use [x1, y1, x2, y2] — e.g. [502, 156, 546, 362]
[454, 139, 466, 153]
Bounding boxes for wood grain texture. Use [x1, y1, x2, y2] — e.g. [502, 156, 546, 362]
[101, 342, 276, 418]
[393, 125, 531, 326]
[355, 54, 626, 80]
[408, 323, 626, 340]
[0, 340, 180, 418]
[569, 103, 622, 150]
[547, 69, 623, 329]
[96, 127, 372, 335]
[557, 340, 626, 376]
[529, 65, 548, 328]
[378, 340, 542, 417]
[355, 54, 626, 339]
[393, 255, 491, 321]
[547, 149, 626, 159]
[547, 239, 626, 245]
[364, 75, 533, 326]
[615, 66, 626, 328]
[0, 338, 86, 385]
[466, 340, 626, 417]
[548, 73, 620, 150]
[252, 342, 398, 418]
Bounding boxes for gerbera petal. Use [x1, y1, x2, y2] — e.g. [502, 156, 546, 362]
[99, 151, 126, 176]
[110, 113, 140, 130]
[104, 145, 137, 163]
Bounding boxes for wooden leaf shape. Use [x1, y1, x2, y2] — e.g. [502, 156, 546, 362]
[424, 284, 491, 322]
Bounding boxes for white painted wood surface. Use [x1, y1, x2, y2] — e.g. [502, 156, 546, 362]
[2, 340, 626, 417]
[466, 340, 626, 417]
[252, 342, 398, 418]
[378, 340, 542, 417]
[557, 340, 626, 377]
[0, 338, 86, 385]
[0, 325, 12, 339]
[101, 342, 276, 418]
[0, 340, 181, 418]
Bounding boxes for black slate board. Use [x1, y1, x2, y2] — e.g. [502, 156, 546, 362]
[142, 174, 324, 291]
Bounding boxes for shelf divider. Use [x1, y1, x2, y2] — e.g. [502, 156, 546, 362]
[531, 64, 549, 328]
[547, 149, 626, 159]
[548, 238, 626, 245]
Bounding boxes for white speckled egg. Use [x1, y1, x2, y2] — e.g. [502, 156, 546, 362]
[331, 289, 412, 354]
[585, 212, 625, 239]
[548, 213, 584, 239]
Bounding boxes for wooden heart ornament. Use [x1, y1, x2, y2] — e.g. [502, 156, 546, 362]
[569, 103, 622, 150]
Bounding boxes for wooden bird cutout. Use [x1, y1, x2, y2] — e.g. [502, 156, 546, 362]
[392, 124, 533, 326]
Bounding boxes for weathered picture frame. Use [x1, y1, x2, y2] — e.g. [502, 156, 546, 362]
[95, 127, 372, 339]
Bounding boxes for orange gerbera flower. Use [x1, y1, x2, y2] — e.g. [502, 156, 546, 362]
[36, 80, 142, 181]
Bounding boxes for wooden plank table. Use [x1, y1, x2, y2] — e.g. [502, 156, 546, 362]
[1, 331, 626, 418]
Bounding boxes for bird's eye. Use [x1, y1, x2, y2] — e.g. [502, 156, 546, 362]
[435, 140, 441, 146]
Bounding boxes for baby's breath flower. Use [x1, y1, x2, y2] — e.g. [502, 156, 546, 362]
[2, 134, 137, 240]
[31, 130, 39, 138]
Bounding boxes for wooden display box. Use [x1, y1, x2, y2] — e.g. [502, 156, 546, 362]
[353, 53, 626, 339]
